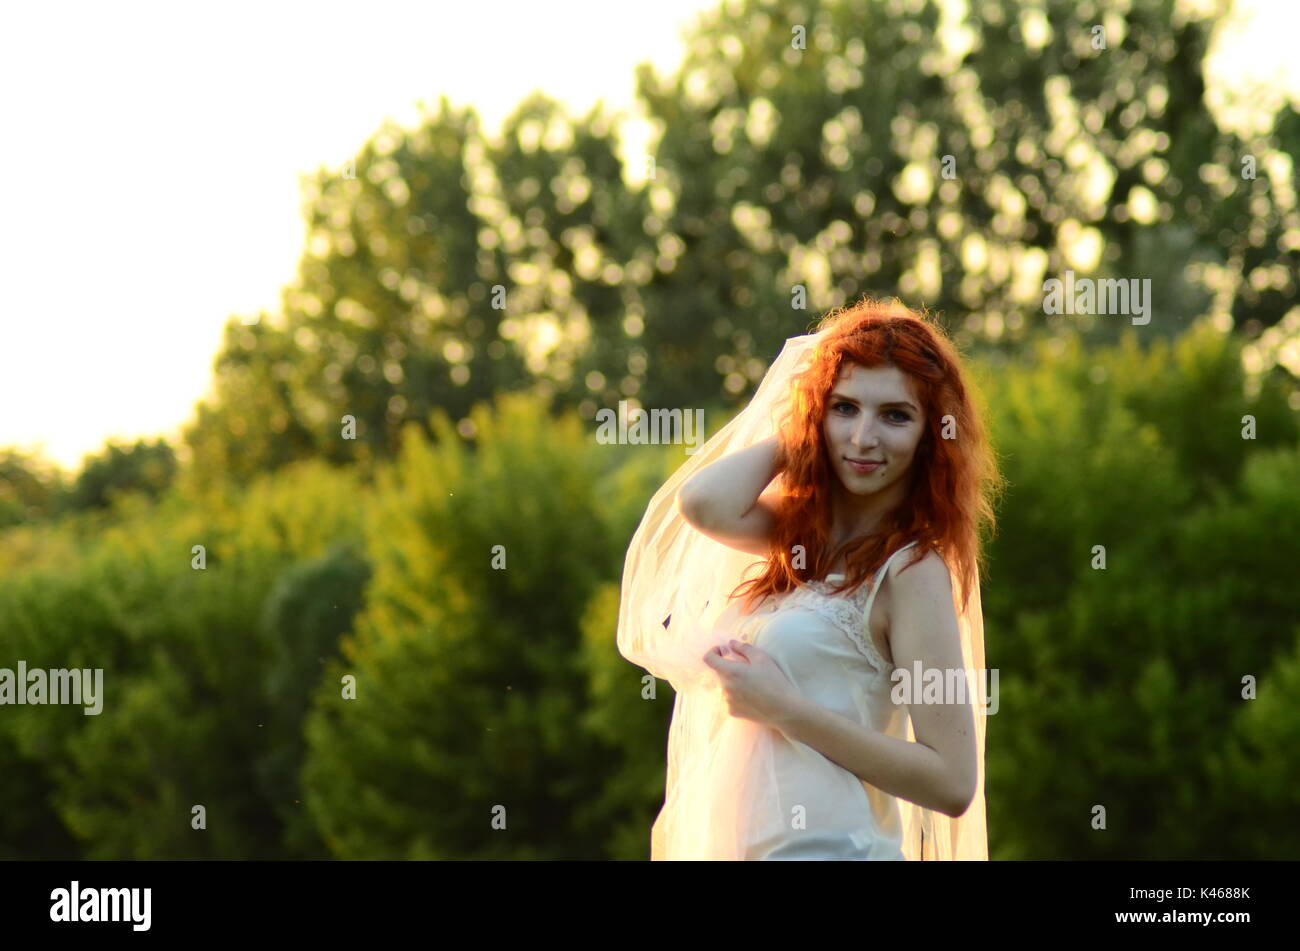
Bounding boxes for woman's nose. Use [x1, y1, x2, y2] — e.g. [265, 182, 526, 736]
[852, 419, 879, 448]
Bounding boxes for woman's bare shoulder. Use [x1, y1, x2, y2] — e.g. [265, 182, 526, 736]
[889, 546, 956, 606]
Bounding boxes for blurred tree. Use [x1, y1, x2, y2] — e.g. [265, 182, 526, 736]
[0, 731, 81, 860]
[0, 447, 67, 528]
[181, 320, 319, 488]
[66, 437, 177, 511]
[576, 580, 677, 860]
[255, 540, 372, 859]
[185, 99, 537, 485]
[1208, 620, 1300, 859]
[0, 460, 365, 859]
[572, 435, 705, 859]
[630, 0, 1299, 409]
[301, 392, 617, 859]
[182, 0, 1299, 488]
[977, 323, 1300, 859]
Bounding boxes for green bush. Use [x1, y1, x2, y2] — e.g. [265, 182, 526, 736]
[0, 459, 365, 858]
[256, 540, 372, 859]
[979, 322, 1300, 859]
[301, 393, 617, 859]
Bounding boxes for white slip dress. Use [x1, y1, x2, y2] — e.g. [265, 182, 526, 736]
[651, 542, 919, 860]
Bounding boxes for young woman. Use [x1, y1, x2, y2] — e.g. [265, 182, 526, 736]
[617, 297, 1004, 860]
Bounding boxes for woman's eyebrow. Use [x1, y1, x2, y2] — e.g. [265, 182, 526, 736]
[830, 392, 918, 412]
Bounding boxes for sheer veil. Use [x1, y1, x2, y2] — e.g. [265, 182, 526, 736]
[616, 328, 988, 860]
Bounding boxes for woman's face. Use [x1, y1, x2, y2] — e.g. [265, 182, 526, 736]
[822, 362, 926, 507]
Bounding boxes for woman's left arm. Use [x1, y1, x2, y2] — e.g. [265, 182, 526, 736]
[774, 551, 978, 818]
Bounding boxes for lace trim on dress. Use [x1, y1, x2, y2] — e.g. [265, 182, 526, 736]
[782, 578, 893, 682]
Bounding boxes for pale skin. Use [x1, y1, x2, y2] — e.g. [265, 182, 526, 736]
[696, 362, 978, 819]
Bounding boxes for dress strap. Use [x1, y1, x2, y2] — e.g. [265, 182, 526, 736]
[862, 541, 918, 629]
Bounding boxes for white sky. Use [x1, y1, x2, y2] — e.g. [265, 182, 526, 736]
[1, 0, 1296, 473]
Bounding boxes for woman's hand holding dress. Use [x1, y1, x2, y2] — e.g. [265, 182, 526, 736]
[703, 639, 804, 729]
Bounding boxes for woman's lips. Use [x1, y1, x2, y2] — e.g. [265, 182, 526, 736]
[846, 458, 882, 473]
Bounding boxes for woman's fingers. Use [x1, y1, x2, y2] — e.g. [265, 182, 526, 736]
[703, 643, 741, 672]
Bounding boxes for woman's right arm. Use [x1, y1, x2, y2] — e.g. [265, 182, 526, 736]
[675, 434, 784, 555]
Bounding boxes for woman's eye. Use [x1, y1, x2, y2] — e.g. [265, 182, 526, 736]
[833, 402, 910, 422]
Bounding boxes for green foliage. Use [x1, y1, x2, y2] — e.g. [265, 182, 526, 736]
[978, 322, 1300, 859]
[0, 447, 67, 529]
[180, 0, 1300, 481]
[1207, 623, 1300, 859]
[256, 541, 372, 858]
[0, 460, 365, 859]
[577, 581, 676, 860]
[66, 437, 177, 512]
[0, 329, 1295, 859]
[300, 392, 617, 859]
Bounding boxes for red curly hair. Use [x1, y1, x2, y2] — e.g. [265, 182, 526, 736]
[730, 296, 1004, 616]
